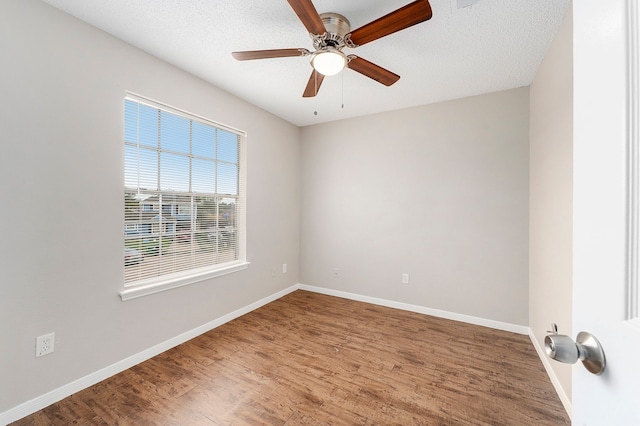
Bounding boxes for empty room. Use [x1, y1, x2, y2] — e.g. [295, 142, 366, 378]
[1, 0, 638, 424]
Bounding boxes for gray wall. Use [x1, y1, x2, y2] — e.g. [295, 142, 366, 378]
[529, 5, 573, 406]
[0, 0, 300, 413]
[300, 88, 530, 326]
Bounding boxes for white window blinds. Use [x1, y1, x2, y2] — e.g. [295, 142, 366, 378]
[124, 94, 246, 287]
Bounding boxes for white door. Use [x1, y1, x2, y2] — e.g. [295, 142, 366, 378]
[573, 0, 640, 424]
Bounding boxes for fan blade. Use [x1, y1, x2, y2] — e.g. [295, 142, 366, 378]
[303, 69, 325, 97]
[347, 56, 400, 86]
[287, 0, 326, 35]
[346, 0, 433, 47]
[232, 48, 310, 61]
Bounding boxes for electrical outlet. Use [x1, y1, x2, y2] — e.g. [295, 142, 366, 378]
[36, 332, 55, 357]
[332, 268, 340, 279]
[282, 263, 287, 274]
[402, 273, 410, 284]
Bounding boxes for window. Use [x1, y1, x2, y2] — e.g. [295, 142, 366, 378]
[122, 93, 247, 300]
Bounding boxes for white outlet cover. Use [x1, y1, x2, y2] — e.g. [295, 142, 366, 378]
[36, 332, 55, 357]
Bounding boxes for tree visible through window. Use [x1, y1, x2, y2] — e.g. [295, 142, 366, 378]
[124, 95, 245, 286]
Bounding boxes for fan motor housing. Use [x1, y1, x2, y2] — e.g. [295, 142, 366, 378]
[313, 13, 351, 49]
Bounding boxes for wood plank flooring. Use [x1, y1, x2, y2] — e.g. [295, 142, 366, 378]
[12, 290, 570, 425]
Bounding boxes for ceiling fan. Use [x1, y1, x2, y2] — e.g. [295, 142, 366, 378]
[232, 0, 433, 98]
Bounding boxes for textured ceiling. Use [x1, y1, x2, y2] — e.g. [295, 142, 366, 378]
[40, 0, 570, 126]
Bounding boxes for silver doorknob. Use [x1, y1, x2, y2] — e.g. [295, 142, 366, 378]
[544, 329, 606, 375]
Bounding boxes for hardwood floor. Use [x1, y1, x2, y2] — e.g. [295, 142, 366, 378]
[12, 290, 570, 425]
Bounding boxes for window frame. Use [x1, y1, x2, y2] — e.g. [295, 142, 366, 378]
[120, 92, 248, 301]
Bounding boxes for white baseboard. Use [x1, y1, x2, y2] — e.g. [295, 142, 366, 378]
[0, 285, 299, 426]
[298, 284, 530, 335]
[528, 329, 572, 419]
[1, 283, 557, 425]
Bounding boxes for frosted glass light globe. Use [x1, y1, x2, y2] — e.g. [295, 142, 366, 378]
[311, 48, 347, 76]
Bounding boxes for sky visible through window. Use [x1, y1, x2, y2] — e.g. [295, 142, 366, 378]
[124, 100, 239, 196]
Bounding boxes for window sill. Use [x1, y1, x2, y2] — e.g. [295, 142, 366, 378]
[119, 261, 250, 301]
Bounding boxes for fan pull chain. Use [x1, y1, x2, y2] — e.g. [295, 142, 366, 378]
[341, 71, 344, 109]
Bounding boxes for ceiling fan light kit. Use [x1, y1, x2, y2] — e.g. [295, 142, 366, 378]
[310, 48, 347, 76]
[232, 0, 433, 97]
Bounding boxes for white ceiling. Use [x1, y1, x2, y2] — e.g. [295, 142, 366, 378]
[41, 0, 570, 127]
